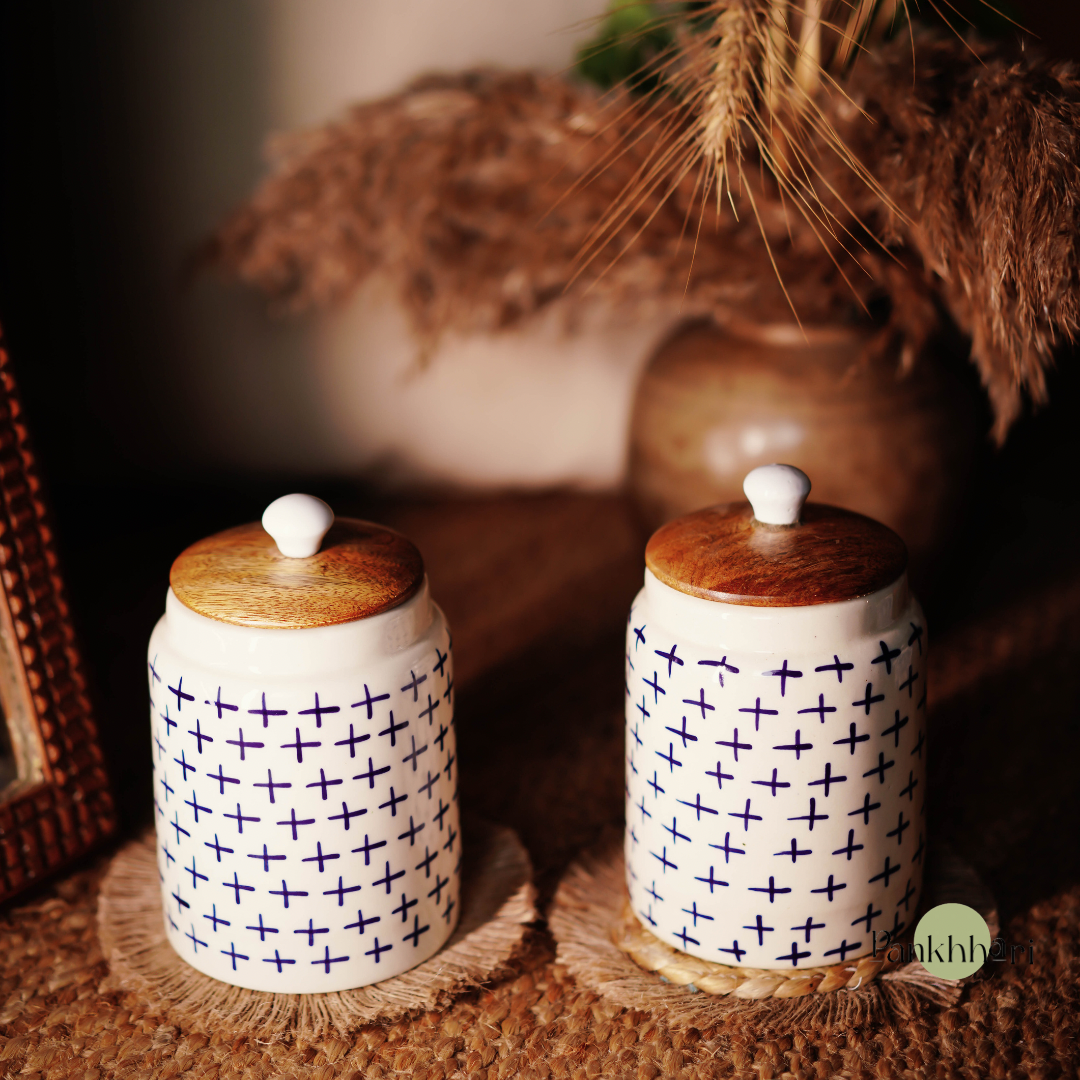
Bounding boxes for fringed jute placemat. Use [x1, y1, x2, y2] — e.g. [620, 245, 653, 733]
[549, 835, 998, 1030]
[97, 819, 536, 1039]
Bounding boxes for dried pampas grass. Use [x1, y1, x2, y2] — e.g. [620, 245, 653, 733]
[205, 32, 1080, 438]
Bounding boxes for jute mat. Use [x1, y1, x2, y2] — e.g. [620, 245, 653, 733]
[548, 835, 1000, 1031]
[96, 820, 537, 1039]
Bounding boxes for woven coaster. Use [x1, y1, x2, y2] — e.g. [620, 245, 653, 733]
[548, 834, 998, 1028]
[98, 818, 536, 1039]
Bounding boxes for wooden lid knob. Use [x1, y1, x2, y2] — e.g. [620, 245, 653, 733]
[645, 468, 907, 607]
[170, 502, 425, 629]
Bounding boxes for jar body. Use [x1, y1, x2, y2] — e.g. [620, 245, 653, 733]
[624, 570, 926, 970]
[148, 580, 459, 992]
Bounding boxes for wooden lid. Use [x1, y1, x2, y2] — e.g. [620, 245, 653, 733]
[645, 501, 907, 607]
[170, 518, 425, 629]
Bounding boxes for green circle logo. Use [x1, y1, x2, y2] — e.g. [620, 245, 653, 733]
[913, 903, 991, 979]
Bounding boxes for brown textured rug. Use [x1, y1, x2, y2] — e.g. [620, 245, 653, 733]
[96, 820, 536, 1039]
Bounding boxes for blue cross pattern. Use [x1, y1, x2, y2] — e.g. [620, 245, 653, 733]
[150, 638, 460, 983]
[623, 621, 925, 967]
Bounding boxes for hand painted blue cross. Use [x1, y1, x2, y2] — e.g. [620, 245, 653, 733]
[798, 694, 836, 723]
[205, 833, 235, 859]
[269, 879, 308, 908]
[706, 760, 734, 789]
[349, 829, 388, 864]
[788, 797, 828, 831]
[808, 762, 847, 797]
[851, 902, 882, 931]
[698, 656, 739, 686]
[378, 712, 409, 747]
[832, 829, 864, 860]
[823, 939, 863, 962]
[397, 816, 425, 845]
[248, 692, 287, 727]
[185, 857, 208, 888]
[205, 687, 238, 719]
[709, 831, 746, 863]
[682, 688, 714, 719]
[694, 866, 729, 892]
[277, 808, 316, 840]
[886, 811, 910, 845]
[203, 904, 229, 932]
[334, 724, 370, 757]
[302, 842, 339, 872]
[401, 670, 427, 701]
[353, 757, 391, 788]
[738, 698, 778, 731]
[863, 752, 895, 784]
[774, 730, 813, 759]
[254, 769, 291, 804]
[792, 916, 825, 942]
[225, 728, 264, 760]
[677, 793, 717, 820]
[665, 717, 697, 748]
[881, 711, 908, 747]
[834, 722, 869, 755]
[294, 918, 329, 946]
[752, 768, 790, 796]
[224, 803, 260, 834]
[729, 799, 762, 831]
[815, 655, 854, 682]
[774, 839, 812, 863]
[168, 677, 194, 711]
[404, 915, 430, 947]
[281, 728, 320, 763]
[223, 871, 255, 904]
[777, 942, 811, 966]
[871, 640, 901, 675]
[307, 768, 343, 800]
[246, 914, 278, 940]
[852, 684, 885, 714]
[312, 946, 350, 972]
[643, 672, 664, 702]
[352, 683, 390, 719]
[323, 876, 362, 906]
[207, 765, 240, 796]
[187, 718, 213, 753]
[373, 860, 405, 894]
[392, 892, 418, 922]
[849, 792, 881, 824]
[345, 910, 380, 934]
[174, 750, 196, 781]
[763, 660, 802, 696]
[655, 644, 683, 676]
[811, 874, 847, 901]
[419, 694, 439, 725]
[743, 914, 774, 945]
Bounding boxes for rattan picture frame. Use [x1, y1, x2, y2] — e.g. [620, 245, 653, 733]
[0, 328, 115, 904]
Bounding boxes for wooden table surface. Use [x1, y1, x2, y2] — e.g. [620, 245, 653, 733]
[2, 488, 1079, 1079]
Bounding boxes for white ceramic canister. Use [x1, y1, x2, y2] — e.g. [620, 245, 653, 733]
[148, 495, 460, 992]
[624, 465, 926, 970]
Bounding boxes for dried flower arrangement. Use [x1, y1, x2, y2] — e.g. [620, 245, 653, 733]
[205, 1, 1080, 439]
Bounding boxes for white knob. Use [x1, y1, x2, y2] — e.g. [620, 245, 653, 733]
[262, 494, 335, 558]
[743, 464, 811, 526]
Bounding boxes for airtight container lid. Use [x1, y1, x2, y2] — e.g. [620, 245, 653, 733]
[169, 494, 424, 629]
[644, 464, 907, 607]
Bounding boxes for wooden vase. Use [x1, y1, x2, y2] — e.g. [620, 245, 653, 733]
[627, 320, 977, 582]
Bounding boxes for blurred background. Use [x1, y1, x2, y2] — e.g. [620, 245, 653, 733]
[2, 1, 1080, 907]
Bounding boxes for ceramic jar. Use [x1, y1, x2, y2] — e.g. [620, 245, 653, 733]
[627, 320, 977, 588]
[624, 466, 926, 970]
[148, 495, 460, 992]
